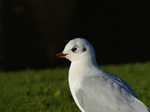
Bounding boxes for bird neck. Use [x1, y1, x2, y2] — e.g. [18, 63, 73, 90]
[69, 57, 99, 75]
[68, 57, 100, 89]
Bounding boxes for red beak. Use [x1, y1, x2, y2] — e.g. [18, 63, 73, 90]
[51, 53, 68, 59]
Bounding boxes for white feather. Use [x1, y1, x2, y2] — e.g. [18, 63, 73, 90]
[61, 38, 149, 112]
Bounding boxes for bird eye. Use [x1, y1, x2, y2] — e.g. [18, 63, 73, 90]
[72, 47, 77, 52]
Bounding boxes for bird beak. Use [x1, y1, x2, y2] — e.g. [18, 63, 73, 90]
[51, 53, 68, 59]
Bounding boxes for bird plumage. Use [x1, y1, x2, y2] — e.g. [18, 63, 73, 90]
[53, 38, 149, 112]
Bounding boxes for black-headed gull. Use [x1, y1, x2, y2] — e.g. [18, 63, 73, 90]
[53, 38, 150, 112]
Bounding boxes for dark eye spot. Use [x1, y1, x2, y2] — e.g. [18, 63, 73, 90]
[83, 47, 87, 52]
[72, 47, 77, 52]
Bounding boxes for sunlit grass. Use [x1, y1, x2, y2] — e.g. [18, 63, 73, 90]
[0, 62, 150, 112]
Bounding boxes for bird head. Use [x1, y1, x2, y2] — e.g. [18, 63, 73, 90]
[52, 38, 96, 62]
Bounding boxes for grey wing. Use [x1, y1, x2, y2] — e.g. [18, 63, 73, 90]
[75, 76, 149, 112]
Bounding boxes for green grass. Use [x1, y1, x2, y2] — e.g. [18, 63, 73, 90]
[0, 62, 150, 112]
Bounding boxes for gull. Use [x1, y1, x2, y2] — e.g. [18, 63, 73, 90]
[53, 38, 150, 112]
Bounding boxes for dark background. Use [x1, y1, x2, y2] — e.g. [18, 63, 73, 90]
[1, 0, 150, 71]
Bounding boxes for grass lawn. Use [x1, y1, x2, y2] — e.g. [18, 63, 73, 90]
[0, 62, 150, 112]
